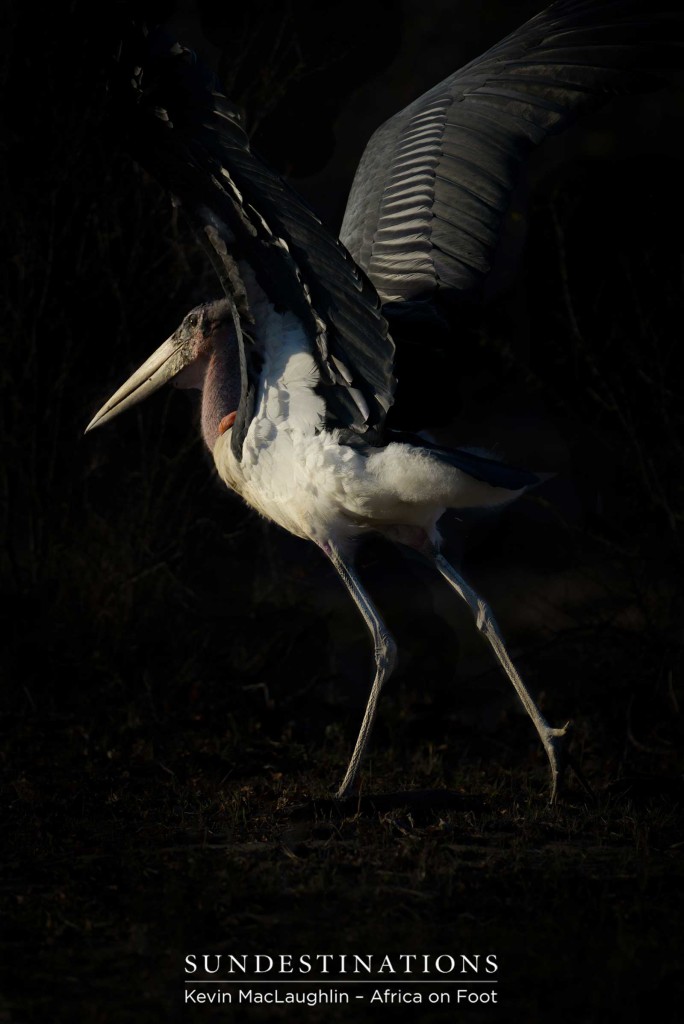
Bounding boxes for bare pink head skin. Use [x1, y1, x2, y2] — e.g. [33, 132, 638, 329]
[172, 300, 241, 451]
[85, 298, 243, 441]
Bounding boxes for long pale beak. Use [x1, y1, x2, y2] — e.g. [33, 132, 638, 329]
[85, 333, 194, 433]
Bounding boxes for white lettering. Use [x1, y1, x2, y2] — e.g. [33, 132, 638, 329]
[456, 989, 498, 1004]
[370, 989, 422, 1004]
[435, 955, 456, 974]
[461, 955, 479, 973]
[226, 955, 248, 974]
[201, 955, 221, 975]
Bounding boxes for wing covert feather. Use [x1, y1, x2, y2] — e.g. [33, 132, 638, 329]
[112, 25, 395, 454]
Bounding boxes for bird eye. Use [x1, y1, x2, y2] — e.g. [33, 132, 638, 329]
[187, 313, 199, 329]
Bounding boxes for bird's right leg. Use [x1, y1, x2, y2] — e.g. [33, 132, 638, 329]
[431, 550, 571, 801]
[322, 541, 398, 799]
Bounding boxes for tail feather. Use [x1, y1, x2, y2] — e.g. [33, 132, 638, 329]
[387, 430, 540, 490]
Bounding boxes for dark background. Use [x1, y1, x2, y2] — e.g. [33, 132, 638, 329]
[2, 2, 684, 1021]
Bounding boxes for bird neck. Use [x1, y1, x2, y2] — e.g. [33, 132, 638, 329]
[200, 333, 241, 451]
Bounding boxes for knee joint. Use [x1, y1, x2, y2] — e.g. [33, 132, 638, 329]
[375, 634, 398, 675]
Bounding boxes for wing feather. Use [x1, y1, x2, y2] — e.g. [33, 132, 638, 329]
[112, 24, 395, 456]
[340, 0, 684, 303]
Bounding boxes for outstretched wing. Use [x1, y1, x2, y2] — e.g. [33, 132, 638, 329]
[110, 24, 395, 457]
[340, 0, 683, 305]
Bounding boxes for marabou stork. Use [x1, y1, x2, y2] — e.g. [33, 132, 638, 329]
[87, 1, 683, 800]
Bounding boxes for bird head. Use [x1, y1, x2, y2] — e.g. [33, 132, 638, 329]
[86, 299, 239, 448]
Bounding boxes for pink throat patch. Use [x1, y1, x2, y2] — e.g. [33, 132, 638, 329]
[218, 411, 237, 435]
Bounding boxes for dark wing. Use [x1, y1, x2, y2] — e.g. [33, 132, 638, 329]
[340, 0, 684, 305]
[111, 25, 395, 457]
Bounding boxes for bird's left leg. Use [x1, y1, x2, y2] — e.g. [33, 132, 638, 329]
[431, 550, 570, 801]
[322, 541, 397, 799]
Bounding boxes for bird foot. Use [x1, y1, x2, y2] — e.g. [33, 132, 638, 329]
[335, 777, 359, 802]
[542, 721, 594, 803]
[542, 720, 572, 804]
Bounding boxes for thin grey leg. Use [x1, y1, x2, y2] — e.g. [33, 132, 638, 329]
[433, 551, 569, 801]
[323, 541, 397, 798]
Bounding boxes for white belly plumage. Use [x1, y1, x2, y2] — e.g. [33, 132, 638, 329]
[214, 420, 519, 553]
[211, 271, 519, 552]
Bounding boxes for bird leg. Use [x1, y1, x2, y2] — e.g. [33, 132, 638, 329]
[323, 541, 398, 799]
[431, 550, 570, 801]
